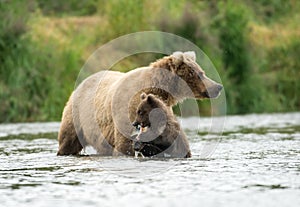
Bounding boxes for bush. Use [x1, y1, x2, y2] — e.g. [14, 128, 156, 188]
[0, 1, 37, 122]
[36, 0, 97, 16]
[216, 1, 267, 114]
[267, 39, 300, 111]
[0, 1, 82, 122]
[1, 0, 299, 122]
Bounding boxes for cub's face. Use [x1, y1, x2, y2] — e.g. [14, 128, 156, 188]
[172, 51, 223, 99]
[134, 101, 152, 128]
[133, 94, 159, 128]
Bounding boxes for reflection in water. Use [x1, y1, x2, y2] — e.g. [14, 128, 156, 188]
[0, 113, 299, 207]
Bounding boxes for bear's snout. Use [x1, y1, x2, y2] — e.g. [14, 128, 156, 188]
[216, 83, 223, 91]
[205, 83, 223, 98]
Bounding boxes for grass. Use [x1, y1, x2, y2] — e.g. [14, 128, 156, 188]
[0, 0, 299, 122]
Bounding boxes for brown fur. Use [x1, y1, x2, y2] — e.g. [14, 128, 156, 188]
[57, 94, 83, 155]
[133, 93, 191, 158]
[57, 51, 222, 156]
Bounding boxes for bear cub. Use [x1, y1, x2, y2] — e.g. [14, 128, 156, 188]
[132, 93, 191, 158]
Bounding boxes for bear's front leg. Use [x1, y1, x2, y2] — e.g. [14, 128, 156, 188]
[113, 130, 135, 156]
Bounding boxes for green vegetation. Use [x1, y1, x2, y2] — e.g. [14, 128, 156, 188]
[0, 0, 299, 122]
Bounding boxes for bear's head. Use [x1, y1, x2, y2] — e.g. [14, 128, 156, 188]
[151, 51, 223, 99]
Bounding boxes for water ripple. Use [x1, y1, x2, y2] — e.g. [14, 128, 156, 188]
[0, 113, 299, 207]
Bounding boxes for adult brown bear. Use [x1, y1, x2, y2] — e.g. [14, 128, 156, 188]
[57, 51, 222, 156]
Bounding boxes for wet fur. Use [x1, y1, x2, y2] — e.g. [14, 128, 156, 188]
[133, 94, 191, 158]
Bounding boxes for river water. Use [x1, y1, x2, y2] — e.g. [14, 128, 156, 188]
[0, 113, 299, 207]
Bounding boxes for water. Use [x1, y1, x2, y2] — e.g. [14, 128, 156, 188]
[0, 113, 299, 207]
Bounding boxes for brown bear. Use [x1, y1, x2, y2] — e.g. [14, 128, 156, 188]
[57, 51, 222, 156]
[132, 93, 191, 158]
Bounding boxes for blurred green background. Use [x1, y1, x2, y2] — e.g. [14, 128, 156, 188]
[0, 0, 299, 122]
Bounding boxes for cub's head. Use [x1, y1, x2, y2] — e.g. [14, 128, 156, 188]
[151, 51, 223, 99]
[132, 93, 165, 128]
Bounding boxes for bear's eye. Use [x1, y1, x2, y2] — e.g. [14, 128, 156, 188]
[138, 110, 143, 115]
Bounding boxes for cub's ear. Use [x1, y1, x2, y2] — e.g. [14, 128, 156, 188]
[183, 51, 196, 61]
[140, 92, 147, 100]
[146, 94, 155, 105]
[171, 51, 183, 66]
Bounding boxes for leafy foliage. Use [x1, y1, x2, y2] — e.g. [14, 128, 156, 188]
[0, 0, 299, 122]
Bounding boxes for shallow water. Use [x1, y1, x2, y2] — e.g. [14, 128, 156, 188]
[0, 113, 299, 207]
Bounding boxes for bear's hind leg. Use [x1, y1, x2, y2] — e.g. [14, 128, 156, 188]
[57, 140, 82, 155]
[57, 120, 83, 155]
[57, 99, 83, 156]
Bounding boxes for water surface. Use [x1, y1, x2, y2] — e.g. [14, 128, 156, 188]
[0, 113, 299, 207]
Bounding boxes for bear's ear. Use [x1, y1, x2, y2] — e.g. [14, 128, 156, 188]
[183, 51, 196, 62]
[171, 51, 183, 66]
[146, 94, 156, 105]
[140, 92, 147, 100]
